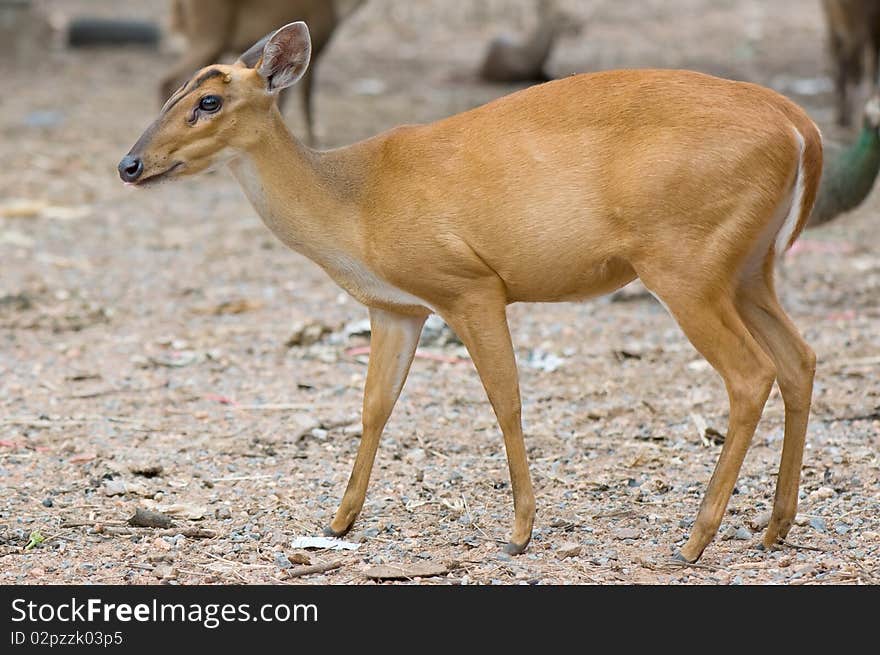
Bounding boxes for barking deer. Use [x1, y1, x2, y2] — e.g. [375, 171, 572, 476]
[120, 22, 822, 562]
[162, 0, 364, 145]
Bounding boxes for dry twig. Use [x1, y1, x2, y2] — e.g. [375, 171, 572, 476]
[286, 560, 344, 579]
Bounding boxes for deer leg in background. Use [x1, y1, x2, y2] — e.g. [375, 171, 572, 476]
[299, 69, 316, 147]
[159, 0, 235, 102]
[868, 31, 880, 100]
[837, 48, 856, 127]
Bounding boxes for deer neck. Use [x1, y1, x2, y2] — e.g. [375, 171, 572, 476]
[228, 108, 362, 265]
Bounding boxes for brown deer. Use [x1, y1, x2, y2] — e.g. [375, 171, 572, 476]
[822, 0, 880, 126]
[162, 0, 364, 144]
[119, 22, 822, 563]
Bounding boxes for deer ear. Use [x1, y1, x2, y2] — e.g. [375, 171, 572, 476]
[237, 33, 273, 69]
[249, 22, 312, 93]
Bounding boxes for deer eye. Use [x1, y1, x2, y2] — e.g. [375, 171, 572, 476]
[198, 95, 222, 113]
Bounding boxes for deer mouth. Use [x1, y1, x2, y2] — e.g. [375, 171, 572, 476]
[130, 162, 185, 187]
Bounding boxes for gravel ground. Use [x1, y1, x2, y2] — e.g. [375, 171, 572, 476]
[0, 0, 878, 585]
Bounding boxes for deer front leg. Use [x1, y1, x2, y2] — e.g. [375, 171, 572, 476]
[325, 308, 426, 537]
[442, 298, 535, 554]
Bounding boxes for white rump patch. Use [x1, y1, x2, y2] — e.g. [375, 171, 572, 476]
[775, 128, 806, 254]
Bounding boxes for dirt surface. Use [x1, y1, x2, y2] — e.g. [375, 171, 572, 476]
[1, 0, 878, 585]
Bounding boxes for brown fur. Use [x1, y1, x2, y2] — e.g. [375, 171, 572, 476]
[822, 0, 880, 126]
[122, 24, 822, 562]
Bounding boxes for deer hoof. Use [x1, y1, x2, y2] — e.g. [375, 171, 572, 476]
[504, 541, 529, 556]
[672, 551, 696, 564]
[323, 525, 350, 538]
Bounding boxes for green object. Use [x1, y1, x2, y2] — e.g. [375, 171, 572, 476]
[811, 117, 880, 227]
[24, 530, 44, 551]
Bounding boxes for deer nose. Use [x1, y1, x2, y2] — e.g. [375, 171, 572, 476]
[118, 155, 144, 183]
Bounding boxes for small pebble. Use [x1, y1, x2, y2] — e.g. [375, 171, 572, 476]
[809, 517, 827, 533]
[102, 480, 127, 496]
[809, 486, 835, 502]
[612, 527, 641, 540]
[273, 552, 292, 570]
[556, 542, 582, 559]
[734, 527, 752, 541]
[343, 424, 362, 437]
[405, 448, 426, 463]
[41, 497, 53, 507]
[721, 525, 738, 540]
[153, 564, 176, 580]
[152, 537, 172, 551]
[748, 512, 770, 531]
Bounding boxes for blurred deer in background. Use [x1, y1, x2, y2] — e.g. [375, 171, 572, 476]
[479, 0, 580, 83]
[822, 0, 880, 126]
[120, 22, 822, 563]
[163, 0, 364, 145]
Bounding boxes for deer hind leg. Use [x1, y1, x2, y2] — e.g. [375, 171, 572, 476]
[735, 256, 815, 551]
[637, 270, 777, 563]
